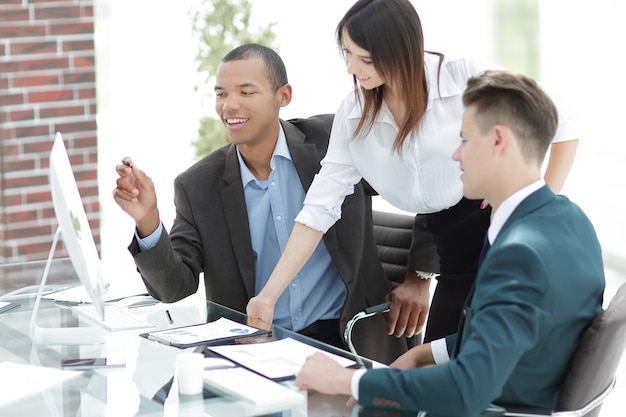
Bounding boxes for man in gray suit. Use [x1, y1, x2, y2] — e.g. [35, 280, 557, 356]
[113, 44, 410, 364]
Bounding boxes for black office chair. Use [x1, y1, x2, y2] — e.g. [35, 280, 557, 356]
[345, 211, 440, 358]
[501, 282, 626, 417]
[372, 210, 415, 286]
[372, 210, 439, 286]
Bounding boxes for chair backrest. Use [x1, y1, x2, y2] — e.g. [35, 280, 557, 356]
[372, 210, 440, 285]
[372, 210, 415, 285]
[556, 282, 626, 416]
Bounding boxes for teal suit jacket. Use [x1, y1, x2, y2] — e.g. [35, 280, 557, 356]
[359, 186, 605, 416]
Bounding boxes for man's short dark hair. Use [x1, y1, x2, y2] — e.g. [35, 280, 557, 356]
[463, 70, 558, 164]
[222, 44, 288, 92]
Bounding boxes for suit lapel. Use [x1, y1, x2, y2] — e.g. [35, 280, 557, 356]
[221, 144, 256, 298]
[281, 120, 343, 264]
[454, 186, 556, 357]
[218, 120, 345, 298]
[282, 120, 320, 191]
[497, 185, 555, 240]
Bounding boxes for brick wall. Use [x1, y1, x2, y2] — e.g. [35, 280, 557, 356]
[0, 0, 99, 264]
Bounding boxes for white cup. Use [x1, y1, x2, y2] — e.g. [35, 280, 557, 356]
[176, 352, 204, 396]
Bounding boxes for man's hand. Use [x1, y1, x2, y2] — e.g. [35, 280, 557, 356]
[246, 293, 276, 328]
[389, 342, 435, 369]
[385, 271, 431, 338]
[344, 343, 435, 406]
[112, 157, 160, 237]
[296, 353, 354, 396]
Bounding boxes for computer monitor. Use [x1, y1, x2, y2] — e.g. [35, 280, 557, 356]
[29, 132, 106, 345]
[48, 132, 106, 320]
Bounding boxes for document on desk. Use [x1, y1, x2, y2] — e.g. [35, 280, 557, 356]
[140, 317, 269, 348]
[207, 337, 356, 380]
[0, 362, 80, 407]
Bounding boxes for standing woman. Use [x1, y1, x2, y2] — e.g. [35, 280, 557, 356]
[247, 0, 579, 343]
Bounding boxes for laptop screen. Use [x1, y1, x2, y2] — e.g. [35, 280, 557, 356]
[49, 132, 105, 320]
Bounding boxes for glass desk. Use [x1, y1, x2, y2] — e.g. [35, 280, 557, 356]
[0, 260, 507, 417]
[0, 260, 372, 417]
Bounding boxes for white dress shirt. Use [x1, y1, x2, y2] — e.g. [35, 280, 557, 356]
[296, 52, 578, 233]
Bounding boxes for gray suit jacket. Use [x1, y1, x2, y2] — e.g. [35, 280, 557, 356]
[130, 114, 408, 363]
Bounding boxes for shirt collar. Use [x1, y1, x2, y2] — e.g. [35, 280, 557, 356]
[237, 123, 290, 186]
[345, 91, 403, 129]
[425, 53, 461, 110]
[488, 180, 545, 244]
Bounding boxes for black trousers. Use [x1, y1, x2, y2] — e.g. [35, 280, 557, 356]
[297, 318, 344, 350]
[423, 198, 491, 343]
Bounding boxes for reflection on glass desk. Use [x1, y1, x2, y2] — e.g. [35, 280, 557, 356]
[0, 260, 506, 417]
[0, 258, 80, 301]
[0, 260, 375, 417]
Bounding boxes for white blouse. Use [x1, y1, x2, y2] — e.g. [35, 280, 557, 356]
[296, 53, 579, 233]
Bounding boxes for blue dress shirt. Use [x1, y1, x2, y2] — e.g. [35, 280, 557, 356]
[138, 125, 346, 331]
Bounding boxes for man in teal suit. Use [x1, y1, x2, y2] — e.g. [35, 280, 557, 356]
[296, 70, 605, 417]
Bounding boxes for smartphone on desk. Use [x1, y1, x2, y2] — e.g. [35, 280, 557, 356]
[61, 357, 126, 370]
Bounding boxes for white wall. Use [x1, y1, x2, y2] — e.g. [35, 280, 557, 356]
[539, 0, 626, 268]
[95, 0, 200, 293]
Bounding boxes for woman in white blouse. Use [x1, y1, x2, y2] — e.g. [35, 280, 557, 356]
[247, 0, 579, 344]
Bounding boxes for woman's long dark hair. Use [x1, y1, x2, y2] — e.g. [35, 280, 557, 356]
[337, 0, 441, 153]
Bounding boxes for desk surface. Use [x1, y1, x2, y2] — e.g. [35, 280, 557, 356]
[0, 260, 368, 417]
[0, 260, 514, 417]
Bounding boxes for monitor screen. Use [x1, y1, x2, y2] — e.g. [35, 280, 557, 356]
[49, 132, 105, 320]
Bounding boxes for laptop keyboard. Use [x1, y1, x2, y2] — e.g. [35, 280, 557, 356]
[72, 304, 155, 332]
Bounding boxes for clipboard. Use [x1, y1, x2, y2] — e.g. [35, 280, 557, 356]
[140, 317, 270, 348]
[206, 337, 357, 381]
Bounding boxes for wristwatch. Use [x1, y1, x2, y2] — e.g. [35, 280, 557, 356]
[414, 270, 439, 280]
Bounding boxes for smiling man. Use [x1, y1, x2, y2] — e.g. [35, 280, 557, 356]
[112, 44, 408, 364]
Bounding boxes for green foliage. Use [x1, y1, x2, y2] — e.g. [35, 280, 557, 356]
[191, 0, 278, 158]
[193, 115, 228, 156]
[494, 0, 540, 78]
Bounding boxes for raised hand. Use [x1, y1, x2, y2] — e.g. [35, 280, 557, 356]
[112, 157, 160, 237]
